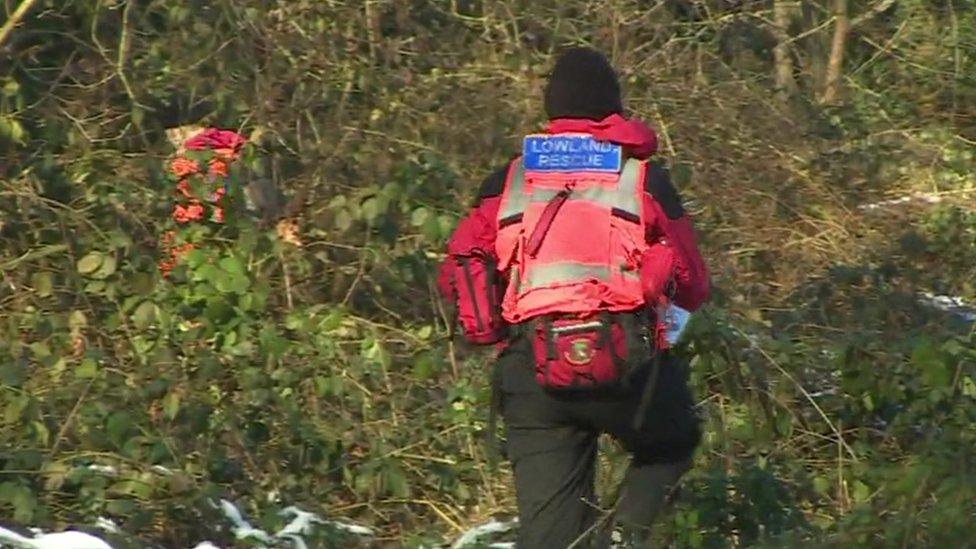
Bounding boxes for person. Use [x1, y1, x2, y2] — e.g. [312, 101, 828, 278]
[439, 47, 710, 548]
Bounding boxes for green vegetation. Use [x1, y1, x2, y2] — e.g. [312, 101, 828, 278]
[1, 1, 974, 547]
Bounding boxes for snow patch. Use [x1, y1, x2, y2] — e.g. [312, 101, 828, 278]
[0, 526, 113, 549]
[451, 518, 518, 549]
[918, 292, 976, 322]
[215, 499, 373, 548]
[94, 517, 119, 534]
[151, 465, 174, 476]
[218, 499, 274, 545]
[85, 465, 118, 477]
[859, 193, 944, 211]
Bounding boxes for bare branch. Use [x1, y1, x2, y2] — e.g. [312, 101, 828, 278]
[851, 0, 897, 28]
[0, 0, 40, 49]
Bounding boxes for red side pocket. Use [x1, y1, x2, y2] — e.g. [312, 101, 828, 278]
[453, 254, 506, 344]
[531, 316, 629, 390]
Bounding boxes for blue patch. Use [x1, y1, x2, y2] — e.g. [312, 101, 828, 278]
[522, 135, 622, 173]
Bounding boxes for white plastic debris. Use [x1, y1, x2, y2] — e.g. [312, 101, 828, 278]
[0, 526, 113, 549]
[450, 518, 518, 549]
[190, 543, 221, 549]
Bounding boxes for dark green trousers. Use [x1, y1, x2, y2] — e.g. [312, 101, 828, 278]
[497, 339, 701, 548]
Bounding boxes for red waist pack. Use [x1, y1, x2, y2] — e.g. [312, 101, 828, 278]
[529, 311, 653, 391]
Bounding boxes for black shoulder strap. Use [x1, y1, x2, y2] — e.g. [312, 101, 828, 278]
[644, 162, 686, 220]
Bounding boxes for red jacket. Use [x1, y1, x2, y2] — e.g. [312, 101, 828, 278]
[440, 115, 710, 314]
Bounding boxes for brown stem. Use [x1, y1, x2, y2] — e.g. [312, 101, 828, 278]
[772, 0, 799, 97]
[0, 0, 40, 49]
[821, 0, 850, 104]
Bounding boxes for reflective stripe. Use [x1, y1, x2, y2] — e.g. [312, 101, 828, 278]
[499, 158, 527, 221]
[521, 262, 639, 291]
[498, 157, 642, 223]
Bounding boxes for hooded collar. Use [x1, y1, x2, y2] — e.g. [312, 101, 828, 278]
[545, 114, 658, 159]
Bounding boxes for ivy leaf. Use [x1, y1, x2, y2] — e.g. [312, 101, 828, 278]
[31, 272, 53, 297]
[132, 301, 158, 329]
[77, 252, 104, 275]
[0, 482, 36, 523]
[31, 420, 50, 447]
[76, 358, 98, 379]
[851, 480, 871, 504]
[219, 256, 245, 275]
[91, 254, 118, 279]
[384, 463, 410, 498]
[69, 310, 87, 331]
[411, 351, 439, 381]
[361, 196, 380, 222]
[912, 340, 950, 387]
[106, 411, 134, 447]
[410, 207, 429, 227]
[334, 209, 353, 231]
[812, 476, 831, 496]
[163, 392, 181, 421]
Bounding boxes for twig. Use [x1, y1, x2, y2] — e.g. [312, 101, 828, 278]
[0, 244, 68, 272]
[278, 248, 294, 310]
[48, 378, 95, 457]
[851, 0, 897, 28]
[0, 0, 40, 49]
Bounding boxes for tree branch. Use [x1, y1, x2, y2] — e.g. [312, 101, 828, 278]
[851, 0, 897, 28]
[0, 0, 40, 49]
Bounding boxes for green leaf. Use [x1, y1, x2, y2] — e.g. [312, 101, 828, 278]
[410, 207, 429, 227]
[384, 463, 410, 498]
[76, 358, 98, 379]
[2, 79, 19, 97]
[852, 480, 870, 504]
[32, 272, 53, 297]
[69, 310, 87, 331]
[774, 411, 793, 437]
[106, 411, 133, 446]
[77, 252, 104, 275]
[219, 256, 244, 275]
[812, 476, 831, 496]
[411, 351, 439, 381]
[361, 196, 380, 222]
[31, 420, 50, 446]
[92, 254, 118, 279]
[4, 395, 29, 423]
[30, 341, 51, 359]
[132, 301, 158, 329]
[163, 392, 181, 421]
[962, 376, 976, 398]
[335, 209, 353, 231]
[913, 340, 950, 387]
[0, 482, 36, 523]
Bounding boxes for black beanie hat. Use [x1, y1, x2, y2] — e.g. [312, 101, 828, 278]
[544, 47, 624, 121]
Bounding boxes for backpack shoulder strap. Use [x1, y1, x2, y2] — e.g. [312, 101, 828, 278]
[497, 156, 527, 227]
